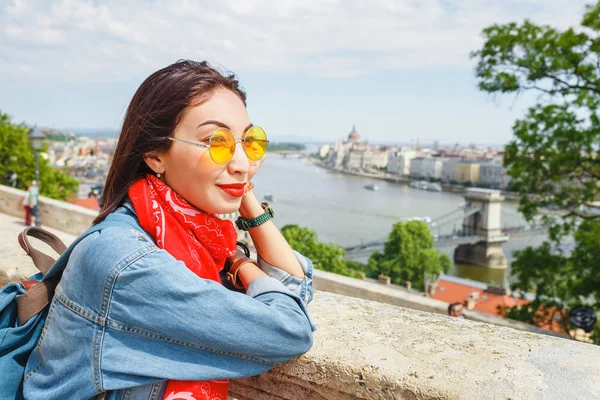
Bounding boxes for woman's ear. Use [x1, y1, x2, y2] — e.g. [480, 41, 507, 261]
[143, 152, 166, 175]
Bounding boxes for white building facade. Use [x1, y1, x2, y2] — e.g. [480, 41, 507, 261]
[387, 150, 417, 176]
[441, 158, 459, 182]
[409, 158, 443, 179]
[479, 162, 511, 189]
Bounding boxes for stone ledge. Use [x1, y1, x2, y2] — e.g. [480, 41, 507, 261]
[313, 268, 568, 339]
[230, 292, 600, 400]
[0, 185, 96, 235]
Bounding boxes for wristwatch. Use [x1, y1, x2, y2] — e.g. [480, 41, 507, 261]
[235, 202, 274, 231]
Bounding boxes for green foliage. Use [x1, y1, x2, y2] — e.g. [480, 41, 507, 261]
[472, 3, 600, 340]
[268, 142, 306, 153]
[365, 221, 451, 290]
[44, 131, 78, 143]
[281, 224, 363, 278]
[471, 4, 600, 240]
[510, 242, 574, 302]
[0, 112, 78, 201]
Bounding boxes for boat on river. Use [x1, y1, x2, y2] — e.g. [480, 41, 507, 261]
[264, 193, 276, 202]
[409, 180, 442, 192]
[364, 184, 379, 191]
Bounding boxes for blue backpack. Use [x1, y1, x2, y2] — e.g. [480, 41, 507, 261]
[0, 225, 103, 400]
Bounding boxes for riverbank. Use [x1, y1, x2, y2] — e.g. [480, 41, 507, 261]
[306, 157, 522, 201]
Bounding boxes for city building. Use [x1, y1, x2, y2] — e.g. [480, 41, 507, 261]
[456, 161, 481, 183]
[441, 158, 460, 182]
[325, 126, 362, 169]
[362, 147, 389, 169]
[387, 150, 417, 176]
[325, 125, 387, 171]
[409, 157, 443, 179]
[345, 150, 365, 170]
[318, 144, 331, 158]
[479, 162, 511, 189]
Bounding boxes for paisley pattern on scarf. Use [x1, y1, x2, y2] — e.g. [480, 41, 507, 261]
[129, 174, 237, 281]
[128, 174, 237, 399]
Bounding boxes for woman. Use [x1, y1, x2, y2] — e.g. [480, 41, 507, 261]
[23, 60, 315, 399]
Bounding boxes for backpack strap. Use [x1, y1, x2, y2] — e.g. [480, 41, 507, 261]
[18, 227, 68, 276]
[16, 223, 108, 326]
[17, 276, 60, 326]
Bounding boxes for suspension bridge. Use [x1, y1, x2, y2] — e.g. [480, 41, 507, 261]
[344, 188, 547, 269]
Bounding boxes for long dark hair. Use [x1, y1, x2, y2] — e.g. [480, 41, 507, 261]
[94, 60, 246, 224]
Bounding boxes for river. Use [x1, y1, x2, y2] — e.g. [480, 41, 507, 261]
[252, 152, 549, 286]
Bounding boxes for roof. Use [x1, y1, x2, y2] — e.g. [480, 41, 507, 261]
[432, 274, 529, 316]
[432, 274, 566, 334]
[348, 124, 360, 140]
[69, 197, 100, 211]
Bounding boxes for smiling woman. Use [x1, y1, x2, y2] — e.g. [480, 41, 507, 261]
[22, 60, 315, 400]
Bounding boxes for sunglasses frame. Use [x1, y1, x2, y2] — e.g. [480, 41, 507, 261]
[168, 126, 269, 165]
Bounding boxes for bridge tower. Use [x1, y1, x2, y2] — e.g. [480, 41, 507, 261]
[454, 188, 509, 269]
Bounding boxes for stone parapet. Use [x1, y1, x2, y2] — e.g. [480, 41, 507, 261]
[313, 268, 568, 339]
[1, 208, 596, 399]
[231, 291, 600, 400]
[0, 185, 96, 235]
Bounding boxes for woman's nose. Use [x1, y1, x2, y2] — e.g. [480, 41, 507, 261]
[227, 142, 250, 175]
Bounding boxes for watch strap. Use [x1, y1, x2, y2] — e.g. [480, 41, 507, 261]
[235, 202, 274, 231]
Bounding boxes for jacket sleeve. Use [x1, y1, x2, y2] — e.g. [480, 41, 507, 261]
[220, 250, 315, 305]
[99, 246, 315, 387]
[256, 251, 315, 305]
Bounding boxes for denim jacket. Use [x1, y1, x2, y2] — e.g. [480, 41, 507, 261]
[23, 202, 315, 399]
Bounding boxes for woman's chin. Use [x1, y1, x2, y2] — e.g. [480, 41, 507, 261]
[186, 196, 240, 216]
[213, 197, 242, 215]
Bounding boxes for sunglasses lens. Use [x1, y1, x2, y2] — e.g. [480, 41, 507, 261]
[244, 127, 268, 161]
[209, 129, 235, 164]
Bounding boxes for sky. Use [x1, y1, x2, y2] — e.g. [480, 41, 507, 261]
[0, 0, 592, 145]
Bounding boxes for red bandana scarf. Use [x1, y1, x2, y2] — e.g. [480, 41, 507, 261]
[129, 174, 237, 400]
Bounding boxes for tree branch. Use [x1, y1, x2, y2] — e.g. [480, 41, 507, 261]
[561, 210, 600, 220]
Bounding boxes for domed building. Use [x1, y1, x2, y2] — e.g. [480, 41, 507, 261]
[325, 124, 387, 171]
[348, 125, 360, 143]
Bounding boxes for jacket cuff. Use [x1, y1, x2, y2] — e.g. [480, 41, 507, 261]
[256, 251, 314, 305]
[246, 276, 316, 331]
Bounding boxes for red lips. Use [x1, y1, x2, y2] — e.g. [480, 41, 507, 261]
[217, 182, 247, 198]
[217, 183, 247, 189]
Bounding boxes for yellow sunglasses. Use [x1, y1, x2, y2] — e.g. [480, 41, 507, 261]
[168, 126, 269, 165]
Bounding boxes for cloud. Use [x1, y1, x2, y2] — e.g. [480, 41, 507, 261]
[0, 0, 591, 82]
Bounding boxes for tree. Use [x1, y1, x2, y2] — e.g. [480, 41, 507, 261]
[472, 3, 600, 341]
[365, 221, 451, 290]
[472, 3, 600, 240]
[281, 224, 364, 278]
[503, 222, 600, 343]
[0, 112, 78, 201]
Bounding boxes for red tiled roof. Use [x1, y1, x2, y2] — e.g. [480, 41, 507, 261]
[432, 275, 566, 334]
[432, 278, 528, 316]
[69, 197, 100, 211]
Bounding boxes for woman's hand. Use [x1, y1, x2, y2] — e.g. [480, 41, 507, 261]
[247, 157, 264, 183]
[240, 157, 263, 215]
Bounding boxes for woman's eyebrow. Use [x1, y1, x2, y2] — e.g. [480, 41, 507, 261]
[197, 120, 229, 129]
[196, 120, 254, 133]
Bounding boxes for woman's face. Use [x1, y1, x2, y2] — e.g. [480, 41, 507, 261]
[158, 88, 261, 214]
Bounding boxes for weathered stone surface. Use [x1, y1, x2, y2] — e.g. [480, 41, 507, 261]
[231, 292, 600, 400]
[313, 268, 568, 339]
